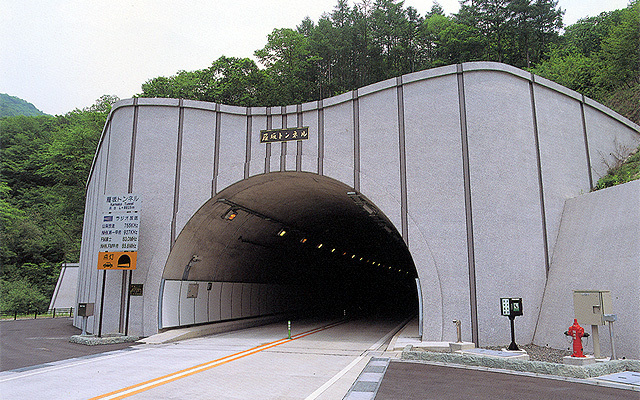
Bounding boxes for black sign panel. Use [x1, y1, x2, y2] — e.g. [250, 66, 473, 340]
[260, 127, 309, 143]
[130, 284, 144, 296]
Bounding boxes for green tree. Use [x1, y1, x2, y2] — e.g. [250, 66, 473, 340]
[200, 57, 271, 106]
[0, 278, 49, 314]
[255, 28, 321, 104]
[593, 1, 640, 91]
[457, 0, 563, 67]
[1, 96, 114, 302]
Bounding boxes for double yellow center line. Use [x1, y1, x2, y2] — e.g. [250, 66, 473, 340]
[90, 320, 346, 400]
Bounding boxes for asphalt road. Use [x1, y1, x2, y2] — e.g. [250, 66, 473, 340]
[0, 317, 133, 371]
[375, 361, 639, 400]
[1, 317, 637, 399]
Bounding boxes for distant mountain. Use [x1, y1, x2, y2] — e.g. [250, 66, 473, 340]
[0, 93, 48, 118]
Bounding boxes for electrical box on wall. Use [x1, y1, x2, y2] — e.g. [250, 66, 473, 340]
[78, 302, 94, 317]
[573, 290, 612, 325]
[187, 283, 199, 298]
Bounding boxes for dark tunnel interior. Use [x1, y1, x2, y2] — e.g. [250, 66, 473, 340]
[163, 172, 418, 320]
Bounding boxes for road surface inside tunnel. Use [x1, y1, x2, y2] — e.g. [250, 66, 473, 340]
[0, 317, 409, 400]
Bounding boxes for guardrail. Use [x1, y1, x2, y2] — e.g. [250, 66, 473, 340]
[0, 307, 74, 320]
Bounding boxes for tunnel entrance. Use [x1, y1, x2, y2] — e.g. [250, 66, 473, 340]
[160, 172, 418, 328]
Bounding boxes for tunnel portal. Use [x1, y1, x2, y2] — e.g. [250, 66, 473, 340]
[160, 172, 418, 328]
[76, 62, 639, 351]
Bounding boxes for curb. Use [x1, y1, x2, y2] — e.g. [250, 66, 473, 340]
[401, 347, 640, 379]
[69, 334, 141, 346]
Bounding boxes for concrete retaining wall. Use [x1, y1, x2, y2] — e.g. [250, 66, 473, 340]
[534, 180, 640, 359]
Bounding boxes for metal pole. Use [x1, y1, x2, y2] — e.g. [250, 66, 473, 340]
[591, 325, 601, 358]
[604, 314, 617, 360]
[454, 320, 462, 343]
[98, 270, 107, 337]
[415, 278, 423, 338]
[125, 270, 132, 336]
[508, 316, 519, 350]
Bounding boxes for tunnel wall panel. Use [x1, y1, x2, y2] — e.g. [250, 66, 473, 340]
[584, 103, 640, 183]
[464, 69, 547, 345]
[403, 72, 471, 341]
[249, 113, 267, 177]
[241, 283, 252, 317]
[208, 282, 222, 322]
[358, 82, 402, 232]
[301, 108, 320, 174]
[217, 113, 248, 194]
[161, 280, 181, 328]
[195, 282, 209, 324]
[159, 280, 304, 329]
[323, 98, 355, 188]
[220, 282, 233, 320]
[534, 82, 591, 255]
[175, 107, 216, 235]
[179, 282, 195, 326]
[232, 283, 244, 319]
[133, 102, 181, 335]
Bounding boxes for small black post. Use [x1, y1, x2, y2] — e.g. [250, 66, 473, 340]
[508, 315, 519, 351]
[98, 270, 107, 337]
[14, 311, 17, 320]
[53, 308, 56, 318]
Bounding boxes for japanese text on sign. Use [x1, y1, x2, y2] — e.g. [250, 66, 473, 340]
[100, 213, 140, 251]
[97, 194, 141, 270]
[105, 194, 141, 212]
[260, 127, 309, 143]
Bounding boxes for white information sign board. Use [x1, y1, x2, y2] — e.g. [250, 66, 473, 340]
[97, 194, 141, 270]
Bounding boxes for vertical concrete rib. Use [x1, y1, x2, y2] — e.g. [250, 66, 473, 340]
[318, 100, 324, 175]
[296, 104, 303, 172]
[171, 100, 185, 247]
[580, 95, 595, 189]
[457, 64, 479, 345]
[128, 98, 139, 193]
[212, 104, 221, 197]
[396, 77, 409, 244]
[352, 90, 361, 191]
[244, 107, 252, 179]
[529, 76, 550, 275]
[265, 107, 272, 174]
[280, 107, 287, 172]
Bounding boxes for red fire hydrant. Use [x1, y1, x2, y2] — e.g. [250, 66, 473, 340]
[564, 319, 590, 357]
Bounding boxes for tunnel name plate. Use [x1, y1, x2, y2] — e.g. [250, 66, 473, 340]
[260, 127, 309, 143]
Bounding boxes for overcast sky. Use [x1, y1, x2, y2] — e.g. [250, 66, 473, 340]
[1, 0, 632, 115]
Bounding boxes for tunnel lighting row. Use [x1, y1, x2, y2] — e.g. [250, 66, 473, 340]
[277, 228, 410, 276]
[218, 200, 411, 277]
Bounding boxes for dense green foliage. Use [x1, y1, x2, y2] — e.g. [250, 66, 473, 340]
[594, 145, 640, 190]
[531, 0, 640, 113]
[0, 95, 117, 312]
[138, 1, 638, 127]
[140, 0, 567, 106]
[1, 1, 638, 312]
[0, 93, 47, 118]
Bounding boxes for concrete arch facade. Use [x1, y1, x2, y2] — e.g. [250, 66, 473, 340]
[76, 62, 640, 353]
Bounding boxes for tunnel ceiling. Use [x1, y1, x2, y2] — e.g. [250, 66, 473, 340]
[163, 172, 415, 285]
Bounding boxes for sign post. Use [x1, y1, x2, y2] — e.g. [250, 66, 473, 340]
[500, 297, 523, 351]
